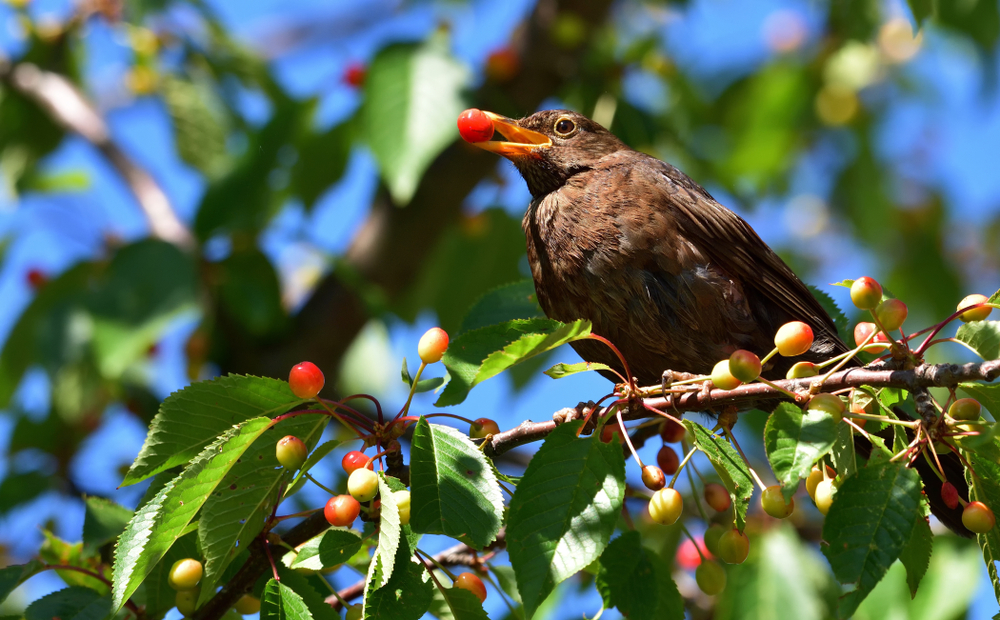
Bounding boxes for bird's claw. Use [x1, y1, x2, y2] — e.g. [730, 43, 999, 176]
[553, 400, 599, 434]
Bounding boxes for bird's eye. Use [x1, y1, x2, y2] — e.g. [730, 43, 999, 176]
[554, 118, 576, 136]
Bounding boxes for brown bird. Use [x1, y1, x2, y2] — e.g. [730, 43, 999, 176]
[467, 108, 971, 536]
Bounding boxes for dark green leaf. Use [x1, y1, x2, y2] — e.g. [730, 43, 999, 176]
[272, 566, 338, 620]
[459, 280, 544, 335]
[261, 579, 313, 620]
[764, 402, 839, 502]
[24, 587, 110, 620]
[83, 497, 133, 552]
[410, 418, 503, 549]
[938, 0, 1000, 50]
[686, 421, 754, 530]
[362, 532, 433, 620]
[0, 471, 52, 514]
[0, 560, 44, 605]
[966, 451, 1000, 607]
[216, 249, 289, 338]
[436, 318, 591, 407]
[907, 0, 934, 24]
[543, 361, 612, 379]
[898, 510, 932, 598]
[956, 320, 1000, 361]
[822, 461, 922, 617]
[431, 585, 488, 620]
[830, 419, 858, 479]
[288, 529, 363, 571]
[596, 531, 683, 619]
[506, 421, 626, 619]
[290, 115, 352, 209]
[161, 75, 228, 176]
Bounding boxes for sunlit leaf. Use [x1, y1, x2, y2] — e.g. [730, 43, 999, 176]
[686, 421, 754, 530]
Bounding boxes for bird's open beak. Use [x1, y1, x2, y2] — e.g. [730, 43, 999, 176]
[472, 112, 552, 157]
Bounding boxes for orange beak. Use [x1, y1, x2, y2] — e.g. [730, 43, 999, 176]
[471, 111, 552, 157]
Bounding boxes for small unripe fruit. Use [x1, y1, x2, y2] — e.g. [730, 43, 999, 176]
[806, 465, 834, 499]
[656, 445, 680, 475]
[470, 418, 500, 439]
[761, 485, 795, 518]
[453, 572, 487, 603]
[393, 489, 411, 525]
[703, 523, 725, 556]
[648, 487, 683, 525]
[324, 495, 361, 526]
[941, 481, 960, 510]
[786, 361, 818, 379]
[958, 294, 992, 322]
[342, 450, 373, 475]
[176, 589, 199, 616]
[288, 361, 324, 398]
[875, 298, 908, 332]
[728, 350, 761, 382]
[815, 479, 836, 515]
[710, 359, 742, 391]
[660, 418, 686, 443]
[948, 398, 981, 421]
[962, 501, 995, 533]
[234, 595, 261, 615]
[168, 558, 203, 591]
[348, 468, 379, 502]
[774, 321, 814, 356]
[850, 277, 883, 310]
[417, 327, 449, 363]
[717, 529, 750, 564]
[345, 604, 363, 620]
[641, 465, 666, 491]
[457, 110, 495, 144]
[807, 393, 845, 422]
[704, 483, 731, 513]
[601, 423, 625, 444]
[695, 561, 727, 595]
[275, 436, 308, 470]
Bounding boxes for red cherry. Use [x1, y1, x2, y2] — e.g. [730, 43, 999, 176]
[850, 276, 883, 310]
[601, 423, 625, 444]
[457, 109, 495, 144]
[641, 465, 666, 491]
[675, 537, 706, 570]
[656, 445, 679, 475]
[774, 321, 813, 356]
[417, 327, 449, 364]
[660, 418, 686, 443]
[470, 418, 500, 439]
[728, 350, 761, 382]
[343, 62, 365, 87]
[940, 481, 960, 510]
[704, 483, 731, 512]
[289, 362, 324, 399]
[485, 46, 519, 82]
[26, 268, 48, 289]
[341, 450, 372, 475]
[453, 572, 487, 603]
[875, 298, 908, 332]
[324, 495, 361, 526]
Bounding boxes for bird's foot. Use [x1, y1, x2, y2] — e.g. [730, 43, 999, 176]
[553, 400, 599, 434]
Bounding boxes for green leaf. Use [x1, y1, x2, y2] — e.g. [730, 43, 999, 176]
[506, 421, 626, 619]
[112, 417, 274, 612]
[686, 421, 754, 530]
[197, 414, 327, 605]
[764, 402, 839, 502]
[435, 586, 488, 620]
[898, 510, 932, 598]
[459, 279, 544, 334]
[272, 565, 338, 620]
[39, 531, 107, 592]
[289, 116, 352, 210]
[966, 451, 1000, 607]
[121, 375, 301, 486]
[436, 318, 591, 407]
[830, 421, 857, 479]
[907, 0, 934, 24]
[285, 439, 344, 498]
[261, 579, 313, 620]
[937, 0, 1000, 51]
[216, 249, 289, 338]
[821, 460, 922, 618]
[361, 42, 469, 204]
[369, 473, 402, 590]
[0, 470, 53, 514]
[142, 531, 199, 620]
[362, 535, 433, 620]
[959, 382, 1000, 418]
[543, 361, 612, 379]
[956, 320, 1000, 361]
[24, 587, 110, 620]
[0, 560, 44, 605]
[595, 531, 683, 619]
[288, 529, 363, 571]
[488, 564, 521, 604]
[161, 74, 228, 176]
[82, 497, 133, 553]
[410, 418, 503, 549]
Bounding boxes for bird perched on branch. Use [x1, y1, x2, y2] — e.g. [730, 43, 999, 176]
[462, 107, 971, 536]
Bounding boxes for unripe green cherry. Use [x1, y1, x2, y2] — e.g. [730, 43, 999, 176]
[717, 528, 749, 564]
[393, 489, 411, 525]
[168, 558, 203, 591]
[875, 298, 908, 332]
[275, 435, 308, 470]
[234, 595, 261, 615]
[711, 359, 742, 391]
[761, 485, 795, 518]
[948, 398, 981, 421]
[807, 393, 845, 422]
[641, 465, 666, 491]
[704, 483, 731, 512]
[958, 294, 992, 322]
[786, 361, 818, 379]
[418, 327, 449, 364]
[348, 468, 379, 502]
[703, 523, 725, 556]
[176, 589, 199, 616]
[774, 321, 814, 356]
[695, 560, 727, 595]
[648, 487, 683, 525]
[962, 501, 995, 533]
[728, 350, 761, 382]
[850, 276, 883, 310]
[815, 478, 837, 515]
[345, 604, 363, 620]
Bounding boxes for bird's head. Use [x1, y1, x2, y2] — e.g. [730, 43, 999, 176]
[470, 109, 627, 198]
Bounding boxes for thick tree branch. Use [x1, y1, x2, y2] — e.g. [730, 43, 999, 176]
[482, 360, 1000, 457]
[0, 60, 194, 248]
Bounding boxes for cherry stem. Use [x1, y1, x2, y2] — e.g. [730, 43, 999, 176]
[912, 304, 992, 357]
[843, 417, 873, 443]
[397, 360, 428, 420]
[867, 310, 909, 358]
[669, 445, 699, 489]
[753, 376, 798, 400]
[315, 399, 375, 429]
[685, 458, 710, 522]
[586, 334, 635, 389]
[343, 393, 383, 424]
[843, 410, 918, 428]
[641, 401, 684, 426]
[314, 399, 370, 439]
[723, 427, 766, 491]
[921, 449, 947, 483]
[679, 524, 707, 563]
[263, 537, 280, 582]
[415, 548, 457, 581]
[812, 327, 880, 391]
[273, 507, 321, 522]
[41, 564, 142, 617]
[759, 345, 779, 367]
[424, 412, 478, 426]
[305, 473, 336, 496]
[615, 407, 643, 469]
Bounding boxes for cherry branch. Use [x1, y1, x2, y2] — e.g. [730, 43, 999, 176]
[481, 360, 1000, 458]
